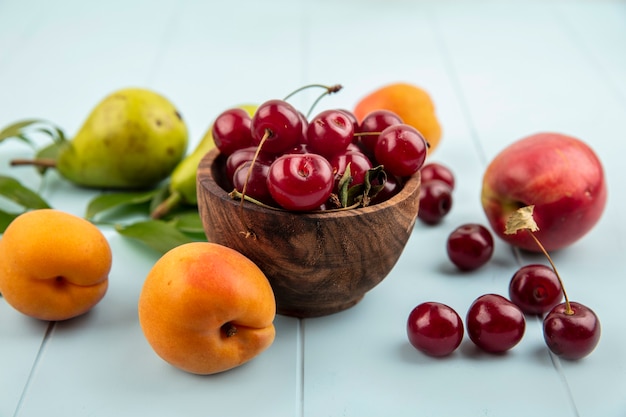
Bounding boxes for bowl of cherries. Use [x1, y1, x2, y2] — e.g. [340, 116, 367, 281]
[197, 89, 426, 317]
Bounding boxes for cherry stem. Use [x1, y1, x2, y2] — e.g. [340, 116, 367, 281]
[283, 83, 342, 101]
[527, 231, 573, 315]
[282, 83, 343, 119]
[236, 129, 272, 239]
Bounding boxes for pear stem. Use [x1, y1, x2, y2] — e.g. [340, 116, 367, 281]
[10, 158, 57, 168]
[527, 231, 573, 315]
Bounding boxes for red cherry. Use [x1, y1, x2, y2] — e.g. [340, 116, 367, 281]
[466, 293, 526, 353]
[266, 153, 334, 211]
[251, 99, 302, 154]
[407, 302, 464, 357]
[374, 124, 428, 177]
[357, 110, 403, 158]
[307, 109, 355, 157]
[543, 302, 601, 360]
[418, 180, 453, 225]
[328, 150, 373, 189]
[225, 146, 274, 185]
[212, 108, 253, 156]
[232, 161, 274, 206]
[446, 224, 494, 271]
[509, 264, 563, 315]
[420, 162, 455, 190]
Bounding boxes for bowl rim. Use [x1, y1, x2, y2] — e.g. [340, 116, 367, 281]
[198, 148, 421, 219]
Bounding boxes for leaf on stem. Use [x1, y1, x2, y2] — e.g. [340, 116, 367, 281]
[504, 205, 539, 235]
[171, 210, 205, 234]
[0, 175, 51, 210]
[115, 219, 202, 254]
[0, 119, 65, 145]
[85, 189, 160, 221]
[346, 165, 386, 208]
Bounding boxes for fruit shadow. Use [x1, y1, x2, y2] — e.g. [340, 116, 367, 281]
[398, 338, 519, 363]
[49, 309, 99, 332]
[457, 339, 512, 361]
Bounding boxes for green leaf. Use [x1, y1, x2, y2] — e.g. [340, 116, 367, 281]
[86, 190, 159, 220]
[115, 220, 199, 254]
[0, 119, 42, 142]
[35, 125, 66, 143]
[0, 119, 66, 145]
[0, 175, 51, 210]
[337, 162, 353, 208]
[0, 209, 19, 234]
[171, 210, 205, 234]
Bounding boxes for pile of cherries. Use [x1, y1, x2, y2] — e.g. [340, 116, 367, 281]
[408, 263, 601, 360]
[212, 99, 428, 211]
[408, 165, 601, 361]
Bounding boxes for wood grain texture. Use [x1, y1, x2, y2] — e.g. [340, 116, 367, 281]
[197, 149, 421, 317]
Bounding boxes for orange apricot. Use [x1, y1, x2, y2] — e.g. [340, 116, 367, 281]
[0, 209, 111, 321]
[138, 242, 276, 375]
[354, 82, 442, 153]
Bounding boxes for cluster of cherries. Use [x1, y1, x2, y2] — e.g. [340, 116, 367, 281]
[408, 262, 601, 360]
[414, 162, 496, 271]
[408, 165, 601, 361]
[212, 99, 428, 211]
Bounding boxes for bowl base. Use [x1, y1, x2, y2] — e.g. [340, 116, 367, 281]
[277, 295, 364, 318]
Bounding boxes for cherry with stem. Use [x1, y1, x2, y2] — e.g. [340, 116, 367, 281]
[505, 205, 601, 360]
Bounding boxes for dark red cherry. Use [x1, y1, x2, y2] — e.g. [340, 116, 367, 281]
[407, 302, 464, 357]
[509, 264, 563, 315]
[418, 180, 453, 225]
[466, 293, 526, 353]
[543, 302, 601, 360]
[446, 224, 494, 271]
[420, 162, 455, 190]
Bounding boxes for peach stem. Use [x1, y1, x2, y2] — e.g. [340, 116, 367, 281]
[527, 231, 573, 315]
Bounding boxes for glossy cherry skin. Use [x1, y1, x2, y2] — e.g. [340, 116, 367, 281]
[266, 153, 334, 211]
[307, 109, 354, 157]
[407, 302, 464, 357]
[420, 162, 455, 190]
[418, 180, 453, 225]
[466, 293, 526, 353]
[543, 302, 601, 360]
[225, 146, 274, 185]
[357, 109, 403, 157]
[212, 108, 254, 156]
[338, 109, 359, 138]
[374, 124, 428, 177]
[446, 224, 494, 271]
[251, 99, 302, 154]
[232, 160, 274, 206]
[328, 150, 373, 189]
[509, 264, 563, 315]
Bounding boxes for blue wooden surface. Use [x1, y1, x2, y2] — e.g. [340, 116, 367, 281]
[1, 1, 625, 416]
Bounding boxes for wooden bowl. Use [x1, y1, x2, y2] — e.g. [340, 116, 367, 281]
[196, 149, 421, 318]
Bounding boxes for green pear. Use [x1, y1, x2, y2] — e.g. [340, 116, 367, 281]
[56, 88, 188, 189]
[150, 103, 257, 219]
